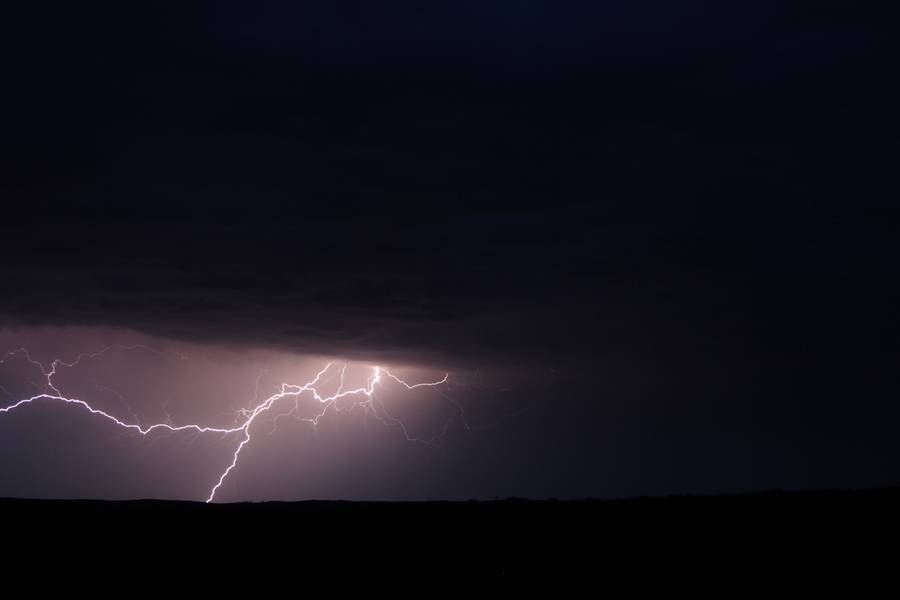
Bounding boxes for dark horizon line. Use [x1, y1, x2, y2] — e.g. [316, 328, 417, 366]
[4, 485, 899, 506]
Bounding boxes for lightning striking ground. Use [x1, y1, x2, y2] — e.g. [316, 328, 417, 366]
[0, 346, 452, 502]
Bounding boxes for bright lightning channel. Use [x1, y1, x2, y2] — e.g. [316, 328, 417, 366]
[0, 346, 452, 502]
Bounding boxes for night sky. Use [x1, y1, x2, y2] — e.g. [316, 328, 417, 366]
[1, 1, 899, 501]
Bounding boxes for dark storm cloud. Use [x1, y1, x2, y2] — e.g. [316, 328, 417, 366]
[2, 0, 898, 370]
[1, 0, 900, 501]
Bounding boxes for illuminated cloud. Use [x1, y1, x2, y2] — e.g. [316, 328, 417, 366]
[0, 330, 471, 501]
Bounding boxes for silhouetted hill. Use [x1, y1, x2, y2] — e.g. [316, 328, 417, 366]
[3, 488, 898, 584]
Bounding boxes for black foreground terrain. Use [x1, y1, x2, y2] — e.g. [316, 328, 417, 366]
[2, 488, 897, 584]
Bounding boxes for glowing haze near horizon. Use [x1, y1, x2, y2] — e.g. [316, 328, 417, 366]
[0, 326, 500, 502]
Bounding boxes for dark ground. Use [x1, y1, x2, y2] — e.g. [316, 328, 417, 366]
[2, 488, 897, 584]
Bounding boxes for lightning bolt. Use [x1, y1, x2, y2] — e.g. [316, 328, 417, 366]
[0, 346, 452, 502]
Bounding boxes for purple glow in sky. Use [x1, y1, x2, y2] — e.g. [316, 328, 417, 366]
[0, 327, 486, 502]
